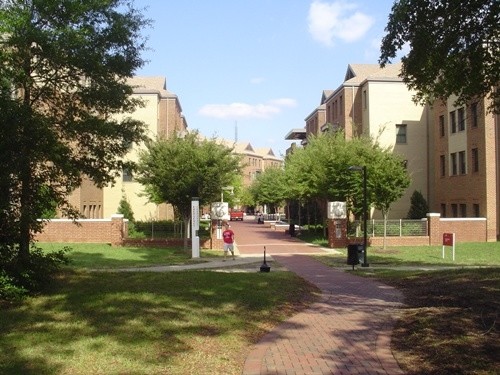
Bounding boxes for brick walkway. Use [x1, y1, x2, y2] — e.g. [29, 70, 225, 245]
[230, 220, 404, 375]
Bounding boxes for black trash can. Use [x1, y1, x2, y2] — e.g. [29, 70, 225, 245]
[347, 244, 363, 269]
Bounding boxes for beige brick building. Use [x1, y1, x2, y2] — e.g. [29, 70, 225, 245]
[70, 76, 283, 221]
[287, 63, 428, 219]
[287, 63, 500, 240]
[69, 76, 187, 221]
[220, 141, 283, 187]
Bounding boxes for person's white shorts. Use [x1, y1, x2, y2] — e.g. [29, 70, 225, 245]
[224, 243, 234, 253]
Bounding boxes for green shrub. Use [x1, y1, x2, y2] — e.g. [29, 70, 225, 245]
[0, 245, 71, 301]
[0, 271, 27, 301]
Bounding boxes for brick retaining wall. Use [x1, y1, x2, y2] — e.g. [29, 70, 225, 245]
[35, 215, 127, 246]
[328, 213, 489, 248]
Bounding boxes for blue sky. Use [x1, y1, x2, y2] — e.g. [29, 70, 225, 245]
[134, 0, 398, 157]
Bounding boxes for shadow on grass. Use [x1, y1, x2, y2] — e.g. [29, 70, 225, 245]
[0, 269, 317, 374]
[379, 268, 500, 374]
[40, 243, 214, 269]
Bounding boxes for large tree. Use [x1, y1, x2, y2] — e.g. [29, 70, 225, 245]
[249, 167, 287, 214]
[284, 132, 410, 224]
[380, 0, 499, 113]
[136, 132, 242, 248]
[0, 0, 149, 265]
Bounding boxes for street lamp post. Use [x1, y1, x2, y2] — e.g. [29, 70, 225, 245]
[221, 186, 234, 202]
[349, 165, 369, 267]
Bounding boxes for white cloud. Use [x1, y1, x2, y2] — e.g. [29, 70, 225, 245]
[250, 77, 265, 84]
[268, 98, 297, 107]
[199, 98, 297, 120]
[308, 1, 374, 47]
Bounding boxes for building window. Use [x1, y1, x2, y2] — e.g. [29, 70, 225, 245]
[439, 115, 445, 137]
[441, 204, 446, 217]
[450, 152, 457, 175]
[458, 107, 465, 131]
[451, 203, 458, 217]
[363, 90, 367, 109]
[123, 168, 133, 182]
[440, 155, 446, 177]
[460, 204, 467, 217]
[339, 95, 343, 115]
[396, 124, 407, 144]
[471, 102, 478, 128]
[459, 151, 466, 175]
[471, 148, 479, 172]
[450, 110, 457, 133]
[473, 204, 480, 217]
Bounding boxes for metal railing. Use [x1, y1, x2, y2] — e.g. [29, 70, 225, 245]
[349, 219, 428, 237]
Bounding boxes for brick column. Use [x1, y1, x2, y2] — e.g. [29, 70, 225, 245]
[427, 213, 441, 245]
[328, 218, 348, 248]
[110, 214, 125, 246]
[210, 219, 224, 250]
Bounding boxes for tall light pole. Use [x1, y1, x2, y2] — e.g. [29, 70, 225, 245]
[348, 165, 369, 267]
[221, 186, 234, 202]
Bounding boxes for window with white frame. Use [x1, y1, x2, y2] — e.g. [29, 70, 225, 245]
[122, 168, 133, 182]
[458, 107, 465, 131]
[450, 110, 457, 133]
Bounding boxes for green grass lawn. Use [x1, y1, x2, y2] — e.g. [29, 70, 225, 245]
[313, 241, 500, 267]
[39, 242, 224, 269]
[0, 268, 318, 374]
[3, 241, 498, 374]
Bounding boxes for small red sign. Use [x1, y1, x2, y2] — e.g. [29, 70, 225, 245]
[443, 233, 454, 246]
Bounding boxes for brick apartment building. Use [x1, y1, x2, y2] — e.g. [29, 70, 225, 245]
[430, 95, 499, 241]
[69, 76, 188, 221]
[287, 63, 500, 240]
[69, 77, 283, 221]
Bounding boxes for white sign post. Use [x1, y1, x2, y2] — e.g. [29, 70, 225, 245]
[191, 198, 200, 258]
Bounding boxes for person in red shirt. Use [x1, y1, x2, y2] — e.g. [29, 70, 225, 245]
[222, 223, 235, 261]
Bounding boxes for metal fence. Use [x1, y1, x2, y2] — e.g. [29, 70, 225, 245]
[132, 220, 191, 239]
[349, 219, 428, 237]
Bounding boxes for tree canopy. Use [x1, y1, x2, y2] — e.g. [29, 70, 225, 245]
[284, 132, 410, 220]
[380, 0, 500, 113]
[249, 167, 287, 213]
[0, 0, 149, 266]
[136, 132, 241, 245]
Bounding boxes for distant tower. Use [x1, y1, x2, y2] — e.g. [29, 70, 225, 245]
[234, 121, 238, 143]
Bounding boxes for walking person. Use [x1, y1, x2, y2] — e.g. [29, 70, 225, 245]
[222, 223, 235, 261]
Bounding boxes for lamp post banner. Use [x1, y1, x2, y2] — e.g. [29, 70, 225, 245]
[211, 202, 229, 221]
[327, 201, 347, 219]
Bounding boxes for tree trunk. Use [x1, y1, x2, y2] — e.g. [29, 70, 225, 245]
[383, 211, 388, 250]
[18, 162, 32, 265]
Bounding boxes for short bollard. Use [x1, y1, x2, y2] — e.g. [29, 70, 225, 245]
[260, 246, 271, 272]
